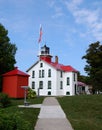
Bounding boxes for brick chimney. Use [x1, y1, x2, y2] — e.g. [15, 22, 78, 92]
[55, 56, 58, 64]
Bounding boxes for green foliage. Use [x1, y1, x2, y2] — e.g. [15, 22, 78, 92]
[0, 93, 11, 107]
[0, 97, 44, 130]
[27, 88, 36, 99]
[82, 41, 102, 91]
[77, 72, 91, 85]
[0, 23, 17, 91]
[0, 110, 30, 130]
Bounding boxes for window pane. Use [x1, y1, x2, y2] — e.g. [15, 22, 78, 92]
[39, 70, 41, 78]
[60, 81, 63, 89]
[74, 73, 76, 81]
[66, 91, 70, 95]
[32, 71, 35, 78]
[48, 69, 51, 77]
[40, 63, 43, 67]
[48, 81, 51, 89]
[48, 91, 51, 95]
[42, 70, 44, 78]
[60, 71, 63, 78]
[67, 77, 70, 85]
[39, 81, 43, 89]
[32, 81, 35, 89]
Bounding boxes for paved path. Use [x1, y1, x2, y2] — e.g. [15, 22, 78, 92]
[35, 97, 74, 130]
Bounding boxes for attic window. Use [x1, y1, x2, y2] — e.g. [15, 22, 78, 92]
[74, 73, 76, 81]
[60, 71, 63, 78]
[40, 63, 43, 67]
[32, 71, 35, 78]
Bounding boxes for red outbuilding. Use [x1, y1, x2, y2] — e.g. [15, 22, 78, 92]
[2, 67, 29, 98]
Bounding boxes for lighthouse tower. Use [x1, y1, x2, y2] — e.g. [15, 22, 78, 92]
[39, 44, 52, 62]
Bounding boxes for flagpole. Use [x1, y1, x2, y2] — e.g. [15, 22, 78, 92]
[38, 24, 42, 56]
[38, 42, 41, 55]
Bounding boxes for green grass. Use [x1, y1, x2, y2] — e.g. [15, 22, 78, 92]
[1, 95, 102, 130]
[57, 95, 102, 130]
[0, 97, 45, 130]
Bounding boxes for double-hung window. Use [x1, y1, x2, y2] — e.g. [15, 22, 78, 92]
[39, 70, 41, 78]
[32, 71, 35, 78]
[60, 81, 63, 89]
[42, 70, 44, 78]
[48, 81, 51, 89]
[39, 81, 43, 89]
[67, 77, 70, 85]
[32, 81, 35, 89]
[48, 69, 51, 77]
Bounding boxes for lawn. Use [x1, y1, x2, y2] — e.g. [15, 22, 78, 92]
[0, 97, 45, 130]
[57, 95, 102, 130]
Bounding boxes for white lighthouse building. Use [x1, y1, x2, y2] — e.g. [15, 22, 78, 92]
[26, 45, 78, 96]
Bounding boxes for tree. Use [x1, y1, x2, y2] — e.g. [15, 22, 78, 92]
[77, 72, 91, 85]
[0, 23, 17, 91]
[82, 41, 102, 91]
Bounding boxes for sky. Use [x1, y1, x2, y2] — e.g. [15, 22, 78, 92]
[0, 0, 102, 75]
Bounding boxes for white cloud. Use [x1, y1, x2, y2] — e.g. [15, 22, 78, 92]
[74, 9, 98, 25]
[52, 6, 64, 18]
[63, 0, 102, 41]
[64, 0, 83, 11]
[47, 0, 64, 18]
[47, 0, 55, 8]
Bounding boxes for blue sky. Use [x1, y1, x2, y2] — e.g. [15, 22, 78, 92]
[0, 0, 102, 75]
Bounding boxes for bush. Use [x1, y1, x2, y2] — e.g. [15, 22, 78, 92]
[27, 88, 36, 99]
[0, 110, 30, 130]
[0, 93, 11, 107]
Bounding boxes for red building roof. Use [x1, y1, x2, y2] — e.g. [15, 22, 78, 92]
[77, 81, 86, 86]
[26, 57, 78, 73]
[44, 60, 78, 72]
[3, 67, 29, 77]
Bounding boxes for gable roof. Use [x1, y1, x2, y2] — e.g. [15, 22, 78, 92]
[3, 67, 29, 77]
[27, 59, 78, 73]
[26, 61, 39, 72]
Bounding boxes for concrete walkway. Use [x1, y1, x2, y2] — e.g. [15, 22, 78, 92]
[35, 97, 74, 130]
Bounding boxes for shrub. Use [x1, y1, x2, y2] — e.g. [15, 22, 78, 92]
[27, 88, 36, 99]
[0, 93, 11, 107]
[0, 110, 30, 130]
